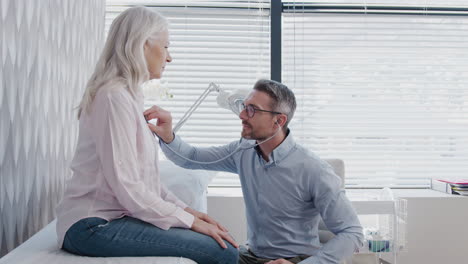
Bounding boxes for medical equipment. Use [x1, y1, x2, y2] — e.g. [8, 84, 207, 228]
[173, 82, 248, 133]
[159, 125, 283, 165]
[147, 82, 283, 165]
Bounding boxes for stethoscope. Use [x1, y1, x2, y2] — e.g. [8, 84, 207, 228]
[148, 120, 283, 165]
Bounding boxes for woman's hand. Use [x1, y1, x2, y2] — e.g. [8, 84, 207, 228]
[190, 217, 239, 249]
[143, 105, 174, 143]
[185, 207, 229, 232]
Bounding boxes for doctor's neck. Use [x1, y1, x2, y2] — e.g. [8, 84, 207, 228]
[256, 127, 287, 162]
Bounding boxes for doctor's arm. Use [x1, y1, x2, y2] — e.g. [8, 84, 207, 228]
[144, 105, 239, 173]
[301, 164, 364, 264]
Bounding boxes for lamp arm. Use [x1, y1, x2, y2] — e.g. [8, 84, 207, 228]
[173, 82, 220, 133]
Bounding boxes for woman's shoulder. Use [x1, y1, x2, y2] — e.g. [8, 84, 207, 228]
[94, 79, 136, 106]
[90, 79, 141, 117]
[96, 79, 130, 98]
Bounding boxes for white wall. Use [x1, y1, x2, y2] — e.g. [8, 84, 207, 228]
[208, 189, 468, 264]
[0, 0, 105, 257]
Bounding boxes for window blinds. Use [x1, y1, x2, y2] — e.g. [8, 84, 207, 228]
[283, 5, 468, 188]
[105, 1, 468, 188]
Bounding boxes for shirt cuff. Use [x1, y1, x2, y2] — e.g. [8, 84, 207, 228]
[160, 135, 186, 158]
[173, 207, 195, 228]
[165, 134, 182, 148]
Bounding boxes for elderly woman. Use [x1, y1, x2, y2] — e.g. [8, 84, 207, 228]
[55, 6, 238, 264]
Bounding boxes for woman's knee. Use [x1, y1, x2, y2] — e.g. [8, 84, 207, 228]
[220, 243, 239, 264]
[205, 242, 238, 264]
[194, 237, 239, 264]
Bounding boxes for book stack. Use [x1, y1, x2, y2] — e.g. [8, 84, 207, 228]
[431, 179, 468, 196]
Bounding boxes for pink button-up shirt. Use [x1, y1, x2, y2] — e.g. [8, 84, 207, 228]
[56, 81, 194, 247]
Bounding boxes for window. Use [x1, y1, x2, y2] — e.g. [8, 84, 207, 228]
[283, 0, 468, 188]
[106, 0, 468, 188]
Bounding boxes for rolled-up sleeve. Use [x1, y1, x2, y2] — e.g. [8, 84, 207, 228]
[91, 91, 194, 229]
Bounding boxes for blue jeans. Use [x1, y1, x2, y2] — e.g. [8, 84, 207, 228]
[63, 216, 238, 264]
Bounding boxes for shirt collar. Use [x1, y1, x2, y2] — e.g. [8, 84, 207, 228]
[255, 129, 296, 165]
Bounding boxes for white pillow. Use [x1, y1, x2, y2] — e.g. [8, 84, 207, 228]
[159, 160, 216, 213]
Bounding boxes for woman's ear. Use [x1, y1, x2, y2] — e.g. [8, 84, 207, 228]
[143, 40, 152, 61]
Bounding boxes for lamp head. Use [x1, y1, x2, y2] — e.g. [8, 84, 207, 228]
[216, 88, 250, 115]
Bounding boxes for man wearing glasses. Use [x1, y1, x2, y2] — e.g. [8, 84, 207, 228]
[146, 79, 363, 264]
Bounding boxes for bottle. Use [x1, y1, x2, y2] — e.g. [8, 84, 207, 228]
[377, 187, 394, 251]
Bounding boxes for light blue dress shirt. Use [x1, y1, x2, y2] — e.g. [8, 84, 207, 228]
[161, 131, 364, 264]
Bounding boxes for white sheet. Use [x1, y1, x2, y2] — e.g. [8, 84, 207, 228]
[0, 220, 196, 264]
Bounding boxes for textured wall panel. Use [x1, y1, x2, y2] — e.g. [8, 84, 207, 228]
[0, 0, 105, 256]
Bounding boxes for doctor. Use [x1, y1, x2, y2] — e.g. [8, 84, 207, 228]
[145, 79, 364, 264]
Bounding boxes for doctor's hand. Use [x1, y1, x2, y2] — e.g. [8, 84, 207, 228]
[190, 217, 239, 249]
[185, 207, 229, 232]
[265, 259, 294, 264]
[144, 105, 174, 143]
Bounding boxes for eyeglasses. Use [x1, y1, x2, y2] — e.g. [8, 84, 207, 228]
[240, 102, 282, 118]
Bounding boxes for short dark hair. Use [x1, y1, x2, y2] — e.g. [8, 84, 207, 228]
[253, 79, 296, 129]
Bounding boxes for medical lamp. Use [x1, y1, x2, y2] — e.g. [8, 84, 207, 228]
[173, 83, 250, 133]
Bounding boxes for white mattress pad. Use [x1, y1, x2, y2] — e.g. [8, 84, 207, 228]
[0, 220, 197, 264]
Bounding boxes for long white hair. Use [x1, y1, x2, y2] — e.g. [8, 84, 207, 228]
[78, 6, 168, 118]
